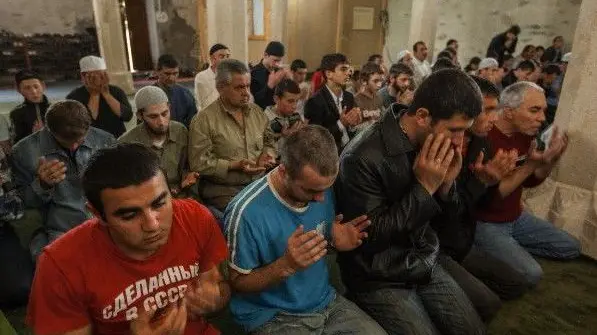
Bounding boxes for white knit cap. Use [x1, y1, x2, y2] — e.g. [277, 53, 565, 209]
[478, 57, 499, 70]
[79, 55, 107, 72]
[397, 50, 411, 61]
[562, 52, 571, 63]
[134, 86, 169, 111]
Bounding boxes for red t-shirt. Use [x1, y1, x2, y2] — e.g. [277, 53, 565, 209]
[27, 199, 228, 335]
[474, 127, 545, 223]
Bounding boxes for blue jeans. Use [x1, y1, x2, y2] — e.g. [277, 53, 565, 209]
[474, 211, 580, 286]
[349, 265, 485, 335]
[251, 294, 387, 335]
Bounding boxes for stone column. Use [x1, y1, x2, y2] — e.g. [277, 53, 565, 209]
[91, 0, 134, 95]
[523, 0, 597, 259]
[408, 0, 438, 62]
[385, 0, 414, 64]
[206, 0, 249, 63]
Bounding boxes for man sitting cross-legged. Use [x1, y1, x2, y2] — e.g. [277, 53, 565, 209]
[225, 125, 387, 335]
[27, 143, 230, 335]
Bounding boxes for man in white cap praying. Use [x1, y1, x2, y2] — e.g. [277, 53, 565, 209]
[477, 57, 503, 89]
[66, 55, 133, 138]
[119, 86, 199, 197]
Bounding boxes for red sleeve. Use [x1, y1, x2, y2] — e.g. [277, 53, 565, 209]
[26, 251, 90, 335]
[181, 199, 228, 272]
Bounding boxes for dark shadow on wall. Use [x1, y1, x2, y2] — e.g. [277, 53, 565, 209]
[158, 0, 198, 75]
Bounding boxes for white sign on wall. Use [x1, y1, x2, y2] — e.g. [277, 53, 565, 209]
[353, 6, 374, 30]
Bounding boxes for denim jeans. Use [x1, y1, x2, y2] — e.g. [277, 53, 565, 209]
[460, 247, 531, 300]
[437, 253, 501, 323]
[474, 211, 581, 286]
[349, 265, 485, 335]
[251, 294, 387, 335]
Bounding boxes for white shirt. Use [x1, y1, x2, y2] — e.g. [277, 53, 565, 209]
[194, 67, 219, 111]
[325, 85, 350, 146]
[412, 57, 432, 87]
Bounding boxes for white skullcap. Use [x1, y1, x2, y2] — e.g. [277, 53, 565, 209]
[478, 57, 499, 70]
[397, 50, 411, 61]
[79, 55, 107, 72]
[134, 86, 169, 111]
[562, 52, 571, 63]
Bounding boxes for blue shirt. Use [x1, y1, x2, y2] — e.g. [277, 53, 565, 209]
[155, 83, 197, 127]
[224, 174, 336, 332]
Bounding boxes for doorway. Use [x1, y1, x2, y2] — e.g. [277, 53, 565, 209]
[121, 0, 153, 71]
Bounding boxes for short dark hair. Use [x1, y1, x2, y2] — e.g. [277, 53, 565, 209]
[470, 75, 500, 99]
[367, 54, 383, 62]
[388, 63, 414, 78]
[507, 25, 521, 35]
[445, 47, 457, 56]
[274, 78, 301, 98]
[413, 41, 426, 52]
[446, 39, 457, 47]
[407, 69, 482, 122]
[521, 44, 535, 54]
[553, 36, 564, 43]
[209, 43, 229, 55]
[359, 62, 383, 82]
[320, 53, 348, 78]
[265, 41, 285, 57]
[157, 54, 178, 70]
[83, 143, 162, 217]
[279, 125, 338, 180]
[436, 50, 454, 61]
[516, 60, 536, 72]
[432, 58, 456, 72]
[469, 57, 482, 66]
[535, 45, 545, 52]
[543, 64, 562, 76]
[45, 100, 91, 141]
[15, 70, 43, 87]
[290, 59, 307, 72]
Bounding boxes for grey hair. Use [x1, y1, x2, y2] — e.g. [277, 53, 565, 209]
[279, 125, 339, 179]
[215, 59, 249, 87]
[500, 81, 544, 110]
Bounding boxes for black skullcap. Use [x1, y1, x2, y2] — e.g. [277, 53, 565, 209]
[209, 43, 229, 56]
[265, 41, 285, 57]
[15, 70, 43, 86]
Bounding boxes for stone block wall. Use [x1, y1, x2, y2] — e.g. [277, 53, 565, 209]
[434, 0, 581, 65]
[0, 0, 95, 35]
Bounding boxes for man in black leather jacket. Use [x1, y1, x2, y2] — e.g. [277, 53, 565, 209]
[431, 76, 530, 324]
[335, 69, 485, 335]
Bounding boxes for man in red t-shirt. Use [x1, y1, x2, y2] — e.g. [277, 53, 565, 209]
[27, 143, 230, 335]
[473, 81, 580, 289]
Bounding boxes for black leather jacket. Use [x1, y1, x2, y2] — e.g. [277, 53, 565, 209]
[335, 108, 459, 292]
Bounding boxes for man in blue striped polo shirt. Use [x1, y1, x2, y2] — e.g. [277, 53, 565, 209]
[224, 125, 386, 335]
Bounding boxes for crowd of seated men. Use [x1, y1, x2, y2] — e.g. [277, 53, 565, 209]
[0, 33, 579, 335]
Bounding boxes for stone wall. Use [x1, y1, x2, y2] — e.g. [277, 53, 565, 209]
[433, 0, 581, 66]
[0, 0, 94, 35]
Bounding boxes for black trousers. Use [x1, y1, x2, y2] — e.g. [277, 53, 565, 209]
[0, 224, 34, 308]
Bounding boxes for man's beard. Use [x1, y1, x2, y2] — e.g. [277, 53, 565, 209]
[393, 82, 407, 94]
[145, 123, 168, 136]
